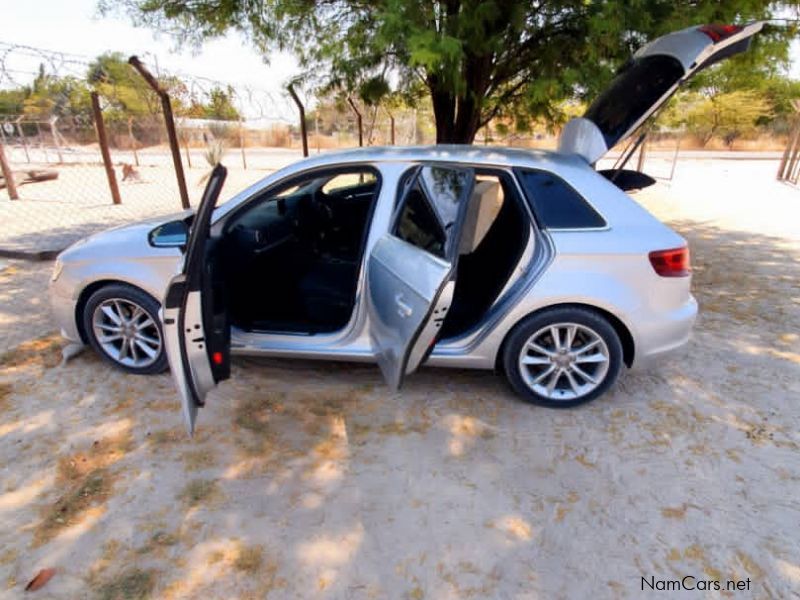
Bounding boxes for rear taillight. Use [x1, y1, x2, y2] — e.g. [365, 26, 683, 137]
[698, 24, 742, 43]
[649, 247, 691, 277]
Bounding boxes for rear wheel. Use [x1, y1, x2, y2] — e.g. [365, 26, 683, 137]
[502, 307, 622, 407]
[82, 284, 167, 375]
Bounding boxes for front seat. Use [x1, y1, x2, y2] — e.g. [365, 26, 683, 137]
[298, 260, 358, 331]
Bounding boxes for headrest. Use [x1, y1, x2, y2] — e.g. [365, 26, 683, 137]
[458, 180, 503, 254]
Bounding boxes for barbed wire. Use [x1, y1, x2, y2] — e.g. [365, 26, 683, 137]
[0, 41, 302, 123]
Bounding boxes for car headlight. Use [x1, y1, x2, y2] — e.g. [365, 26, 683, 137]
[51, 259, 64, 282]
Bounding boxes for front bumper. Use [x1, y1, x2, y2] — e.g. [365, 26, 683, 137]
[49, 277, 82, 345]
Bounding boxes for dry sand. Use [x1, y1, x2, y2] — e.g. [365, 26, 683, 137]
[0, 157, 798, 598]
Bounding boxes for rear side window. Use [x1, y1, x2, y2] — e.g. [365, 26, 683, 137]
[516, 169, 606, 229]
[393, 165, 472, 258]
[395, 181, 447, 257]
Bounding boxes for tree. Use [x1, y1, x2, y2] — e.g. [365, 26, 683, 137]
[23, 64, 91, 120]
[679, 91, 773, 147]
[104, 0, 800, 144]
[202, 86, 240, 121]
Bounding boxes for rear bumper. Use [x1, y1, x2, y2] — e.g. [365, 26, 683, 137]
[630, 294, 698, 370]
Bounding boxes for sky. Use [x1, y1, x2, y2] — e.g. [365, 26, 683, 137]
[0, 0, 301, 93]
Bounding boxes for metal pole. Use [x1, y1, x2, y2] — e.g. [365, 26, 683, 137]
[15, 118, 30, 163]
[315, 113, 320, 154]
[636, 136, 648, 172]
[384, 107, 395, 146]
[777, 118, 800, 180]
[50, 116, 63, 163]
[183, 134, 192, 169]
[668, 136, 682, 181]
[0, 141, 19, 200]
[287, 84, 308, 157]
[239, 118, 247, 169]
[128, 56, 190, 209]
[90, 92, 122, 205]
[128, 117, 139, 167]
[34, 121, 49, 163]
[348, 97, 363, 147]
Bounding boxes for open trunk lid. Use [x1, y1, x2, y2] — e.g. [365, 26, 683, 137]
[558, 22, 763, 164]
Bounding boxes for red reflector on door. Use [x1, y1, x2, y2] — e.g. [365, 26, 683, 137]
[649, 247, 691, 277]
[212, 351, 224, 365]
[698, 24, 742, 43]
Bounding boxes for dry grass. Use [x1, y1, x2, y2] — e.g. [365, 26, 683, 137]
[95, 568, 156, 600]
[233, 543, 264, 574]
[35, 430, 133, 545]
[0, 382, 12, 412]
[182, 449, 216, 471]
[36, 470, 112, 545]
[178, 479, 220, 507]
[0, 333, 62, 370]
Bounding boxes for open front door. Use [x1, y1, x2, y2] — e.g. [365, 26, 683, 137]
[367, 164, 474, 390]
[163, 164, 231, 435]
[559, 22, 763, 163]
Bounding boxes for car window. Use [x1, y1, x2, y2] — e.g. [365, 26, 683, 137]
[227, 167, 378, 232]
[515, 169, 606, 229]
[322, 172, 377, 195]
[584, 55, 685, 148]
[393, 166, 471, 259]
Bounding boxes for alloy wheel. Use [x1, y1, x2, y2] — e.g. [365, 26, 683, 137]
[517, 322, 610, 401]
[91, 298, 162, 368]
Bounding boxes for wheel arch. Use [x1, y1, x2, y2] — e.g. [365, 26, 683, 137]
[495, 302, 635, 371]
[75, 279, 160, 344]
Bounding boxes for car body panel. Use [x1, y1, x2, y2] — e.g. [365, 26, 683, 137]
[50, 145, 696, 380]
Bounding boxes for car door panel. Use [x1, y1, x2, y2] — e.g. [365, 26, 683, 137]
[163, 164, 229, 435]
[367, 164, 474, 390]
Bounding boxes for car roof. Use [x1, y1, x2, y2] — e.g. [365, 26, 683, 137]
[285, 145, 588, 172]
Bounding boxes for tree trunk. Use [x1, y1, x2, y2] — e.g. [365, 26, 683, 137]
[429, 54, 492, 145]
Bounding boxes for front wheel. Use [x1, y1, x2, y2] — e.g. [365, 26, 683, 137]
[82, 284, 168, 375]
[502, 307, 623, 408]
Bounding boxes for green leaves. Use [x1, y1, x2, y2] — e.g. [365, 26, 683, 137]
[103, 0, 800, 143]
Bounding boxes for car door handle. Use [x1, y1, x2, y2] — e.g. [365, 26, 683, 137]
[395, 294, 413, 318]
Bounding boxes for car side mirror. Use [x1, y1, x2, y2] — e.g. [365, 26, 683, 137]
[149, 220, 188, 248]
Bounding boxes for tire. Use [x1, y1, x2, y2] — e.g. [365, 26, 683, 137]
[82, 283, 168, 375]
[502, 306, 623, 408]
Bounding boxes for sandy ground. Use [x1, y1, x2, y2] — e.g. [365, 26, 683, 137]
[0, 158, 799, 599]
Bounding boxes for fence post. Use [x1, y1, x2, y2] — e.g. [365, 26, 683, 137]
[384, 107, 395, 145]
[0, 141, 19, 200]
[348, 97, 363, 147]
[90, 92, 122, 205]
[239, 118, 247, 169]
[127, 117, 140, 167]
[128, 56, 190, 210]
[35, 121, 50, 163]
[50, 116, 64, 163]
[15, 118, 30, 163]
[287, 84, 309, 157]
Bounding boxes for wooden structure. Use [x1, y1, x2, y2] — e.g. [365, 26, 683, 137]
[777, 99, 800, 184]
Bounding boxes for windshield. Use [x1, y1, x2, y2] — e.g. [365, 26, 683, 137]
[584, 54, 685, 148]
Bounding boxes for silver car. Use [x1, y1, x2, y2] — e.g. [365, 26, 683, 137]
[49, 23, 760, 433]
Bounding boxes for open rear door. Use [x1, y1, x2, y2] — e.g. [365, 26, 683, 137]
[559, 22, 763, 163]
[367, 164, 474, 390]
[163, 164, 231, 435]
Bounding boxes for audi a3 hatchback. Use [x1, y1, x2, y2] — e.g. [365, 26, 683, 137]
[49, 23, 761, 433]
